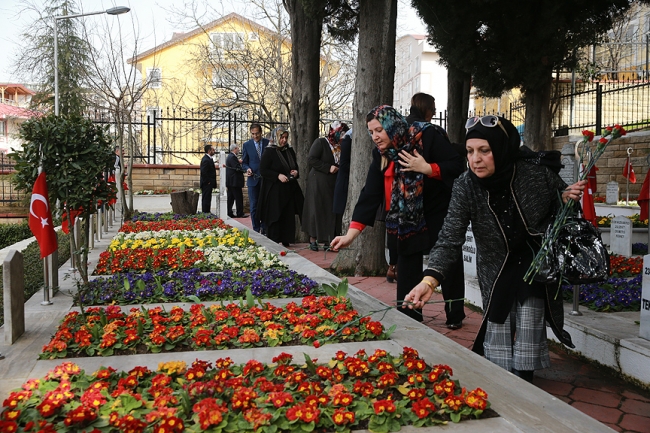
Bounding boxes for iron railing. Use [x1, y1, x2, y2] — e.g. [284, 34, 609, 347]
[0, 153, 24, 205]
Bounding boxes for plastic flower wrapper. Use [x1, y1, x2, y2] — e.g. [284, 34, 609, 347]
[524, 125, 626, 284]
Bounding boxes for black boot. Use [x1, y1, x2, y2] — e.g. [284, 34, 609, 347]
[513, 369, 534, 383]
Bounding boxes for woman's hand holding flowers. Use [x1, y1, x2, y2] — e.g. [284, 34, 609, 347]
[562, 180, 587, 203]
[398, 149, 432, 175]
[404, 276, 439, 309]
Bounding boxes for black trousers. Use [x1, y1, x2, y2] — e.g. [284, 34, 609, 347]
[227, 187, 244, 216]
[201, 185, 213, 213]
[441, 255, 466, 324]
[397, 251, 426, 322]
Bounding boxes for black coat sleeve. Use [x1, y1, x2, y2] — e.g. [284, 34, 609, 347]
[424, 127, 465, 189]
[350, 149, 385, 227]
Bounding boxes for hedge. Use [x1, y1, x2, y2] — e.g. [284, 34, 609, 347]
[0, 230, 71, 327]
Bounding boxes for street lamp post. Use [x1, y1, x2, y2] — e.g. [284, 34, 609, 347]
[53, 6, 130, 116]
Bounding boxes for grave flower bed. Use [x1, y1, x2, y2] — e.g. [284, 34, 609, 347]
[3, 348, 493, 432]
[131, 211, 213, 221]
[108, 228, 254, 251]
[596, 213, 648, 228]
[561, 254, 642, 312]
[77, 269, 320, 305]
[94, 245, 286, 275]
[40, 296, 390, 359]
[119, 218, 228, 233]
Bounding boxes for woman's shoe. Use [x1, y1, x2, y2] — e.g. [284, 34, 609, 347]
[386, 265, 397, 283]
[309, 242, 319, 252]
[446, 321, 463, 330]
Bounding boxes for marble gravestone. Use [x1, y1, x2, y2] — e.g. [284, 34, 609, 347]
[610, 216, 632, 257]
[641, 255, 650, 340]
[559, 143, 578, 186]
[462, 224, 477, 277]
[606, 181, 619, 204]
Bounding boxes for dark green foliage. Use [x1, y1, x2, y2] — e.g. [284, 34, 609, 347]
[0, 217, 64, 250]
[413, 0, 633, 96]
[16, 0, 92, 115]
[0, 222, 33, 250]
[11, 113, 115, 283]
[0, 230, 71, 327]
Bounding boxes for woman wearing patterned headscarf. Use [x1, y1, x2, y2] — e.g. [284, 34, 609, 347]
[330, 105, 464, 322]
[302, 121, 349, 251]
[258, 126, 304, 247]
[404, 115, 586, 383]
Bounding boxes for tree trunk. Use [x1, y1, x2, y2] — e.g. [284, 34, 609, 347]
[523, 78, 553, 151]
[284, 0, 326, 242]
[170, 190, 199, 215]
[446, 65, 471, 145]
[331, 0, 397, 276]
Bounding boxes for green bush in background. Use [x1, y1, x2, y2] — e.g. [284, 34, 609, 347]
[0, 230, 71, 327]
[0, 217, 63, 250]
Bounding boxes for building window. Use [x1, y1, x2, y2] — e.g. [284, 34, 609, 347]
[415, 56, 420, 73]
[146, 67, 162, 89]
[211, 32, 245, 51]
[415, 77, 420, 92]
[212, 67, 249, 95]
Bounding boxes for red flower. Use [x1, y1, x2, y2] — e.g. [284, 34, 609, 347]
[582, 130, 595, 141]
[373, 399, 396, 414]
[332, 408, 355, 425]
[280, 251, 287, 256]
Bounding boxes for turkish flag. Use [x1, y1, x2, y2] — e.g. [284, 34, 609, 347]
[623, 159, 637, 183]
[581, 183, 597, 227]
[638, 172, 650, 222]
[28, 172, 58, 258]
[61, 207, 83, 234]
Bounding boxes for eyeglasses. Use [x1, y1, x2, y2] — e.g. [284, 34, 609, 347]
[465, 115, 509, 138]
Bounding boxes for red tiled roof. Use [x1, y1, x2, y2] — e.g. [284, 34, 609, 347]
[0, 103, 41, 120]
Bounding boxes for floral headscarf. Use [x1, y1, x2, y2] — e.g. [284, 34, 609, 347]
[367, 105, 431, 249]
[327, 121, 349, 164]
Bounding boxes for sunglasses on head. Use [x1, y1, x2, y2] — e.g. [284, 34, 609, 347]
[465, 115, 509, 138]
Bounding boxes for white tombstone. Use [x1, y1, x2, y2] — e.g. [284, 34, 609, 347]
[606, 181, 619, 204]
[559, 143, 578, 186]
[610, 216, 632, 257]
[462, 224, 477, 277]
[640, 255, 650, 340]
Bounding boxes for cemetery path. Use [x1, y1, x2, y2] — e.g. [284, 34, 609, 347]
[231, 214, 650, 433]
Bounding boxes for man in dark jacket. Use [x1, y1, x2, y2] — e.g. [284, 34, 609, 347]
[225, 143, 246, 218]
[200, 144, 217, 213]
[241, 123, 269, 232]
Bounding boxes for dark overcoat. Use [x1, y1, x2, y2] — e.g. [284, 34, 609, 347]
[302, 138, 338, 241]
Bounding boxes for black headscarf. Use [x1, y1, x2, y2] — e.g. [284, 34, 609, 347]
[466, 116, 521, 192]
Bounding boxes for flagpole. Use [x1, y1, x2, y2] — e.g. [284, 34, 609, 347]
[626, 147, 632, 205]
[36, 151, 53, 306]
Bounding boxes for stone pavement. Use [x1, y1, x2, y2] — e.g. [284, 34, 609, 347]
[229, 214, 650, 433]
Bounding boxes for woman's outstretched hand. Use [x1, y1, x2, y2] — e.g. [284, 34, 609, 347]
[398, 149, 432, 175]
[330, 228, 361, 252]
[404, 277, 438, 309]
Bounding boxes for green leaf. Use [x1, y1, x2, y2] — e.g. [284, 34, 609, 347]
[450, 412, 461, 423]
[385, 324, 397, 338]
[246, 287, 255, 307]
[120, 394, 143, 412]
[303, 353, 317, 374]
[187, 295, 201, 303]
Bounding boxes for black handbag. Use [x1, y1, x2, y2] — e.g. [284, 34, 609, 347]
[533, 217, 610, 285]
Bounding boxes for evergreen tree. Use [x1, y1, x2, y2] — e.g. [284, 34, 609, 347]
[13, 0, 93, 115]
[412, 0, 637, 149]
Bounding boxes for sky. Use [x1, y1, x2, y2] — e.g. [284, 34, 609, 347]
[0, 0, 427, 83]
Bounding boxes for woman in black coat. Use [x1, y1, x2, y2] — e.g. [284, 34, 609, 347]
[258, 127, 304, 247]
[331, 105, 464, 322]
[405, 116, 585, 382]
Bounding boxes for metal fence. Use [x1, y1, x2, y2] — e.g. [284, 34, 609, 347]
[90, 107, 290, 165]
[0, 153, 24, 205]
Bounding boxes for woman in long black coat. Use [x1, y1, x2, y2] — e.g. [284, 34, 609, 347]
[302, 121, 349, 251]
[258, 127, 304, 247]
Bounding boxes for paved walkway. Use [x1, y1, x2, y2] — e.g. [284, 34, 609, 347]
[230, 214, 650, 433]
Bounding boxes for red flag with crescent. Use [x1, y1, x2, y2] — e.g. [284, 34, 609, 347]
[28, 172, 58, 258]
